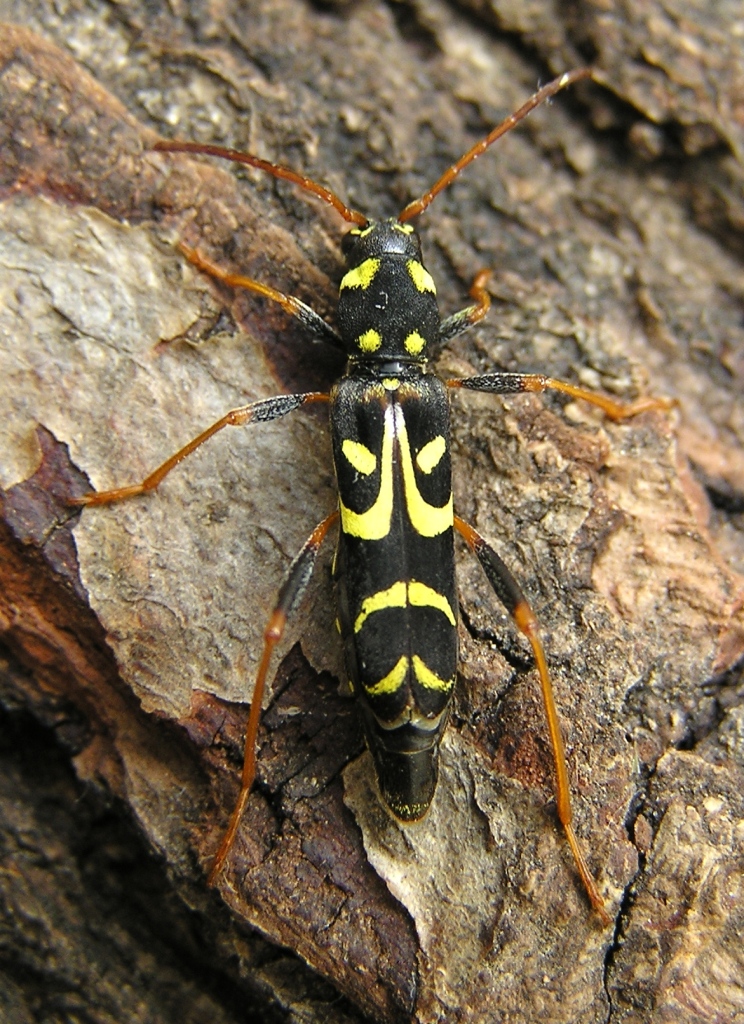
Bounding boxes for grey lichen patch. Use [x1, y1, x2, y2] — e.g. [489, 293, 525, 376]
[344, 732, 612, 1021]
[343, 734, 505, 1014]
[0, 196, 198, 485]
[0, 194, 336, 718]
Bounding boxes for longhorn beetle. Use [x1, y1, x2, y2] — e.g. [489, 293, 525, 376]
[72, 69, 672, 924]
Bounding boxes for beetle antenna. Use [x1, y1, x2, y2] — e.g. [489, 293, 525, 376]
[398, 67, 593, 223]
[153, 139, 368, 226]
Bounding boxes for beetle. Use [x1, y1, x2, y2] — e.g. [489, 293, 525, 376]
[72, 68, 671, 923]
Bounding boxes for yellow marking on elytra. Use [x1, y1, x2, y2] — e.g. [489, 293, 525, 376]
[415, 435, 446, 474]
[391, 799, 429, 819]
[339, 404, 452, 541]
[334, 617, 342, 633]
[365, 655, 409, 697]
[412, 655, 454, 692]
[395, 406, 453, 536]
[393, 223, 414, 234]
[339, 405, 394, 539]
[404, 331, 427, 356]
[408, 581, 456, 626]
[340, 257, 381, 291]
[354, 580, 455, 635]
[407, 260, 436, 294]
[358, 329, 382, 353]
[382, 378, 399, 391]
[342, 439, 377, 476]
[353, 581, 407, 633]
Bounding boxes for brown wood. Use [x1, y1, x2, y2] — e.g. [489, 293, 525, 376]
[1, 3, 743, 1022]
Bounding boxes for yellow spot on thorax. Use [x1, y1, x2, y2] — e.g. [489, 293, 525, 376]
[340, 257, 381, 291]
[382, 378, 399, 391]
[407, 260, 436, 294]
[404, 331, 426, 356]
[357, 329, 382, 353]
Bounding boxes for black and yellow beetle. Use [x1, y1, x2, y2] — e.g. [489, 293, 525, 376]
[72, 69, 671, 924]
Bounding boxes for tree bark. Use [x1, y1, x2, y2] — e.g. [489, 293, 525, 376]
[0, 3, 742, 1022]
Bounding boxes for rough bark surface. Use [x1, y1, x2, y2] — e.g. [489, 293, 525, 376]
[0, 3, 742, 1023]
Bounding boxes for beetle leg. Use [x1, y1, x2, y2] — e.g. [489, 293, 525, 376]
[208, 510, 339, 884]
[439, 270, 491, 345]
[454, 515, 610, 925]
[448, 371, 675, 420]
[178, 243, 345, 350]
[70, 392, 329, 506]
